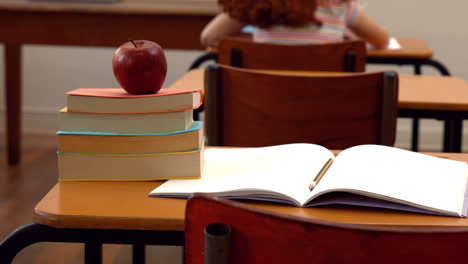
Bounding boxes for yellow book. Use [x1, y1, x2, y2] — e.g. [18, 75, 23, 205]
[57, 121, 203, 154]
[58, 107, 193, 133]
[58, 146, 205, 181]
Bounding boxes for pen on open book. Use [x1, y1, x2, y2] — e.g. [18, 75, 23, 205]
[309, 158, 333, 190]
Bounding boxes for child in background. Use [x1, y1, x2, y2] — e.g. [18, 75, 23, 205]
[201, 0, 390, 50]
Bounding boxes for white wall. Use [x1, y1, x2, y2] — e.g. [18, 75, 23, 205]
[363, 1, 468, 151]
[364, 0, 468, 77]
[0, 0, 467, 151]
[0, 46, 205, 132]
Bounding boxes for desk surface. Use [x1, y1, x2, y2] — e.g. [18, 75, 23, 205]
[34, 152, 468, 231]
[0, 0, 218, 49]
[172, 69, 468, 112]
[366, 38, 433, 59]
[399, 75, 468, 111]
[0, 0, 432, 57]
[0, 0, 218, 15]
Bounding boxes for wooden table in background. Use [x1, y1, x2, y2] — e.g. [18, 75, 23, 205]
[1, 151, 468, 263]
[398, 75, 468, 152]
[367, 38, 433, 60]
[0, 0, 218, 165]
[174, 69, 468, 152]
[0, 0, 452, 164]
[189, 37, 452, 152]
[366, 38, 450, 77]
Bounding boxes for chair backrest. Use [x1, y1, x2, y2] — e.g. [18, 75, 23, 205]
[205, 64, 398, 149]
[185, 194, 468, 264]
[218, 37, 367, 72]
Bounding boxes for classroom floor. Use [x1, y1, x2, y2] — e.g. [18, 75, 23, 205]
[0, 132, 183, 263]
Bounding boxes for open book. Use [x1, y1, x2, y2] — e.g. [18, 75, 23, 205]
[150, 144, 468, 217]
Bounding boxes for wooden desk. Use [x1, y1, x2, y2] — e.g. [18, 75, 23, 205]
[398, 75, 468, 152]
[0, 0, 218, 165]
[1, 151, 468, 263]
[191, 38, 443, 71]
[189, 37, 451, 152]
[1, 0, 449, 165]
[366, 38, 449, 75]
[367, 39, 431, 59]
[367, 38, 453, 152]
[176, 69, 468, 152]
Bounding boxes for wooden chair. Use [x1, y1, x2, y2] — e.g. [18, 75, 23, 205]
[218, 37, 367, 72]
[192, 38, 366, 120]
[205, 64, 398, 149]
[185, 194, 468, 264]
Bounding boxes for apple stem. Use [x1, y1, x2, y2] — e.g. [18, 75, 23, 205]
[130, 40, 138, 48]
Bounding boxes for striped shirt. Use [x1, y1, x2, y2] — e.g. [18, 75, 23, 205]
[253, 0, 359, 44]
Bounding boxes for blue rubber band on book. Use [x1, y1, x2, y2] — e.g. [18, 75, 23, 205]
[56, 121, 203, 136]
[242, 25, 254, 34]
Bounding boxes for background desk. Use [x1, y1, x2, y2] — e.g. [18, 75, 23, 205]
[0, 0, 218, 165]
[176, 69, 468, 152]
[367, 38, 452, 152]
[399, 75, 468, 152]
[366, 38, 450, 75]
[2, 151, 468, 263]
[189, 38, 452, 152]
[0, 1, 452, 164]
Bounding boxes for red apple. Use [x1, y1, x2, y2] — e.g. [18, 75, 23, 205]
[112, 40, 167, 94]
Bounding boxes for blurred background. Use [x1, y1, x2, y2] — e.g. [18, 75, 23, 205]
[0, 1, 466, 263]
[0, 1, 466, 152]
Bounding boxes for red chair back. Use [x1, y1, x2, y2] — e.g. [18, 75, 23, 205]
[185, 194, 468, 264]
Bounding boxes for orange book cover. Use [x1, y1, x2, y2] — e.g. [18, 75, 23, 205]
[66, 87, 202, 114]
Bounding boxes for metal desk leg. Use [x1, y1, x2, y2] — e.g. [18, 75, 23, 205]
[0, 223, 184, 264]
[443, 119, 463, 153]
[132, 244, 145, 264]
[5, 44, 22, 165]
[413, 59, 453, 152]
[188, 52, 218, 70]
[411, 118, 420, 152]
[424, 58, 451, 76]
[193, 105, 204, 121]
[0, 223, 103, 264]
[410, 63, 422, 152]
[0, 223, 46, 264]
[85, 242, 103, 264]
[188, 53, 217, 121]
[368, 57, 455, 152]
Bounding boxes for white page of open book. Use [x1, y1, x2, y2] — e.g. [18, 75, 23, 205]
[306, 145, 468, 215]
[151, 144, 334, 206]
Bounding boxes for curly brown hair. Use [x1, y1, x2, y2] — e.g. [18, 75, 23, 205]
[219, 0, 323, 28]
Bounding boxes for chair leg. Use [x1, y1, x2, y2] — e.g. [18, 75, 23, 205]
[204, 223, 231, 264]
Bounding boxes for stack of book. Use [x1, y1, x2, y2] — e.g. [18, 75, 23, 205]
[57, 87, 204, 181]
